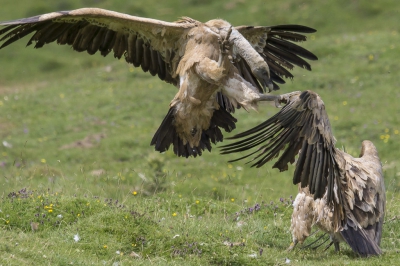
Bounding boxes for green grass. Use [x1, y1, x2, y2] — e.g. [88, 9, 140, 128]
[1, 0, 400, 264]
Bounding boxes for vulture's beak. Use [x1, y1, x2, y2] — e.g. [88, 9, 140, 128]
[253, 67, 274, 92]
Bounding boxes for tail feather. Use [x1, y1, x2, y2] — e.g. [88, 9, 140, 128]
[151, 106, 237, 158]
[340, 221, 382, 257]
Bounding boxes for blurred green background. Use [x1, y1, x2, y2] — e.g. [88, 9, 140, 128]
[0, 0, 399, 201]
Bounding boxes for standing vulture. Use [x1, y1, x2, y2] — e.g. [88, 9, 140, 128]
[221, 90, 386, 257]
[0, 8, 317, 157]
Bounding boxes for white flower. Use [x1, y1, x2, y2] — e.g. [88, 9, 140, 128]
[248, 253, 257, 258]
[285, 258, 291, 264]
[73, 234, 80, 242]
[2, 141, 12, 148]
[236, 221, 246, 227]
[57, 214, 63, 219]
[116, 250, 121, 255]
[138, 172, 147, 181]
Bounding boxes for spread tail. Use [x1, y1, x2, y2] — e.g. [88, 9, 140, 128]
[151, 106, 237, 158]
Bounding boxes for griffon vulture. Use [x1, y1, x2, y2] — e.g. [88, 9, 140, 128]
[0, 8, 317, 157]
[221, 90, 386, 257]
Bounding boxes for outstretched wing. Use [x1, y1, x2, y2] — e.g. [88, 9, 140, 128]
[221, 90, 340, 203]
[235, 25, 318, 91]
[0, 8, 197, 85]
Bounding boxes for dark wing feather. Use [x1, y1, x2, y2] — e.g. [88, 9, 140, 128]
[221, 90, 340, 203]
[235, 25, 318, 91]
[0, 8, 196, 86]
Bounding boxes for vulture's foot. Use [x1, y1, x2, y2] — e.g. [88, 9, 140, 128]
[275, 91, 302, 107]
[274, 91, 301, 108]
[257, 91, 301, 107]
[286, 241, 298, 252]
[218, 26, 233, 67]
[334, 242, 340, 252]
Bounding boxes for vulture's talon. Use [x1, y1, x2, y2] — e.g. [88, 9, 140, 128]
[219, 26, 233, 55]
[274, 98, 282, 108]
[279, 91, 302, 105]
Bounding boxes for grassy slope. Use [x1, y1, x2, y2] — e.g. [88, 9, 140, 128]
[0, 0, 400, 264]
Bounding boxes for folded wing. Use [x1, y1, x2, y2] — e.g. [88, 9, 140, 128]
[339, 143, 385, 256]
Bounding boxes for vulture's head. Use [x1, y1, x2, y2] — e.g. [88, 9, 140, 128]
[253, 65, 273, 92]
[360, 140, 379, 158]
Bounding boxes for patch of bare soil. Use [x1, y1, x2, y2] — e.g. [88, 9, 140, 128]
[90, 169, 106, 176]
[59, 133, 106, 150]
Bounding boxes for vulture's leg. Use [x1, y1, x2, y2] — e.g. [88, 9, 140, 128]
[258, 91, 301, 107]
[334, 242, 340, 252]
[286, 241, 298, 252]
[217, 26, 233, 67]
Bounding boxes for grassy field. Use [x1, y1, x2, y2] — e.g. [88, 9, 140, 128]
[0, 0, 400, 265]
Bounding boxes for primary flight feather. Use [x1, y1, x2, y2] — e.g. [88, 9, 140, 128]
[0, 8, 317, 157]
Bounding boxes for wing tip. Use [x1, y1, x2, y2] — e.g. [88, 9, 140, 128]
[271, 24, 317, 33]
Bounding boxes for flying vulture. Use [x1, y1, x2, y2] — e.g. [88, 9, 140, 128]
[221, 90, 386, 257]
[0, 8, 317, 157]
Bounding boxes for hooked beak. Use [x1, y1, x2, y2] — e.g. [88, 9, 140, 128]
[253, 67, 274, 92]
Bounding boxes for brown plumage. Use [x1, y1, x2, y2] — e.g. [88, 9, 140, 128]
[0, 8, 317, 157]
[221, 90, 386, 257]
